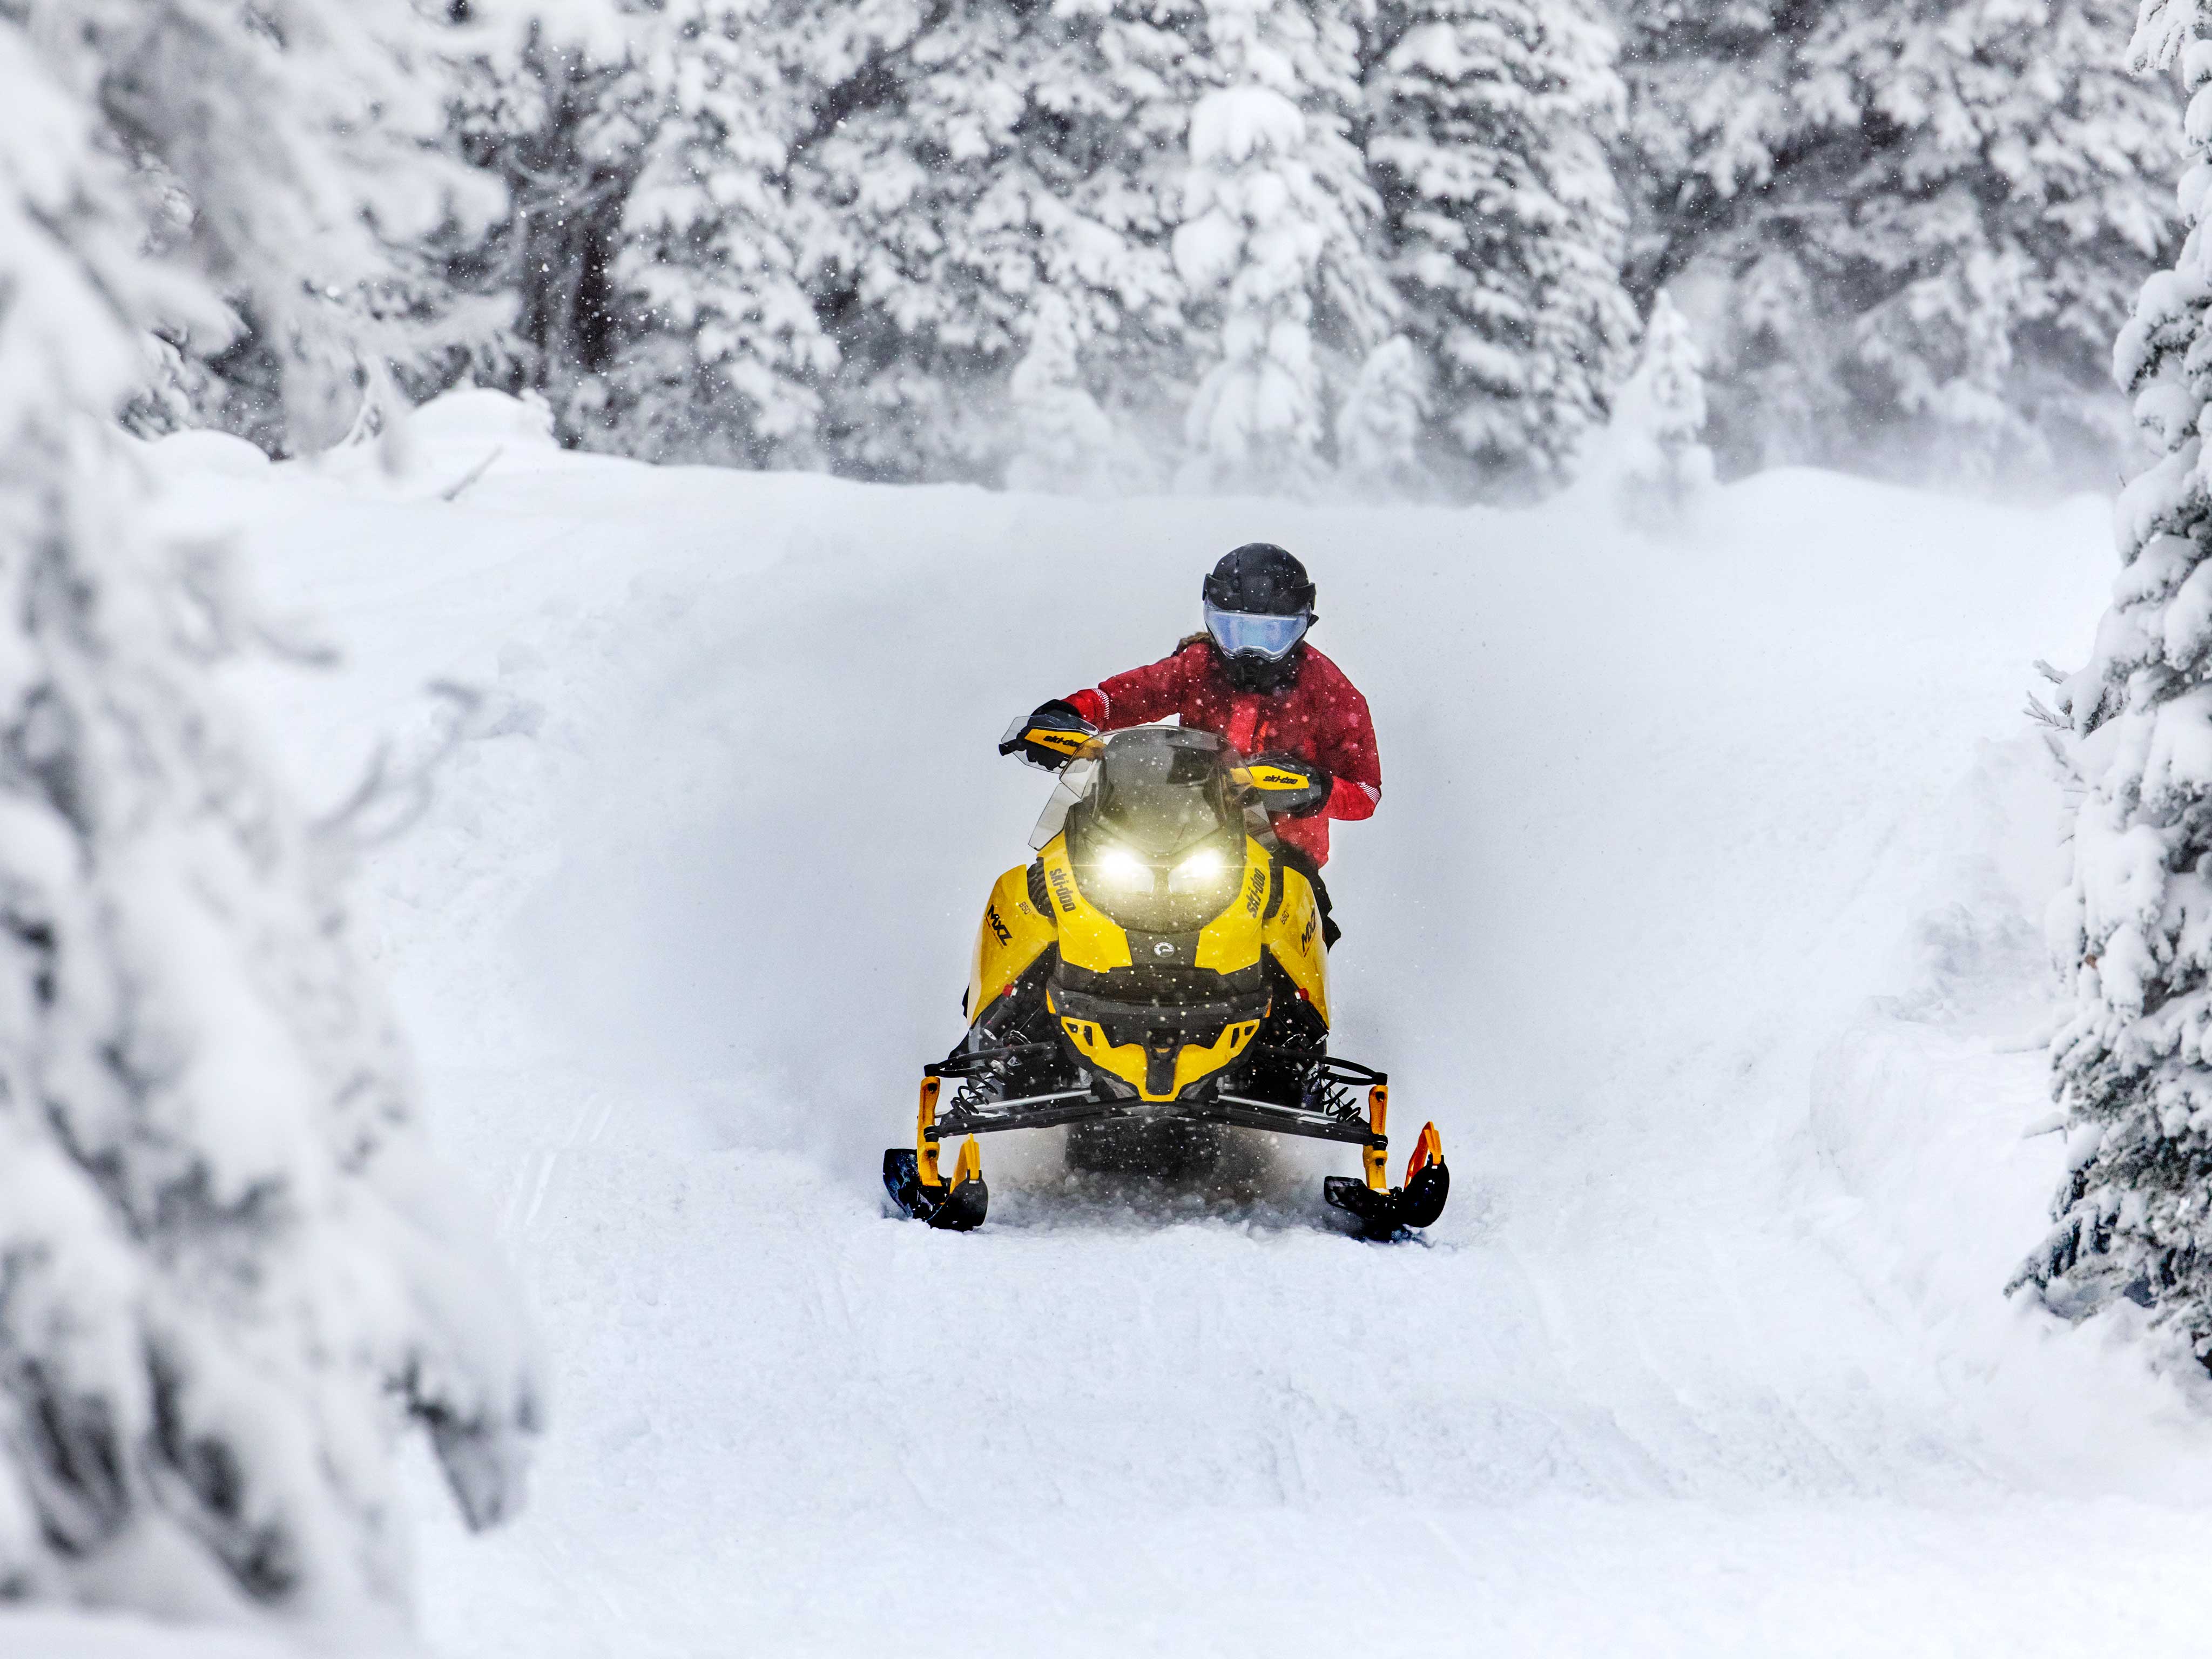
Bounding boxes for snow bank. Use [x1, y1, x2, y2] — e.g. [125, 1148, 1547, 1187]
[1806, 734, 2212, 1489]
[134, 391, 2212, 1654]
[0, 1611, 319, 1657]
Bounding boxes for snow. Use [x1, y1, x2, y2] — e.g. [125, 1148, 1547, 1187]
[0, 1610, 307, 1657]
[33, 392, 2212, 1653]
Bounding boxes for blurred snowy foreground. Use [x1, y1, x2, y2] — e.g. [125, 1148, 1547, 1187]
[24, 389, 2212, 1656]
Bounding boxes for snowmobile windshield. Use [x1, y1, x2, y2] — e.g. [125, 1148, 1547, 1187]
[1030, 756, 1101, 853]
[1204, 602, 1310, 662]
[1057, 727, 1246, 934]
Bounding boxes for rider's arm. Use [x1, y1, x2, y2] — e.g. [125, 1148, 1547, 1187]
[1326, 773, 1381, 821]
[1314, 670, 1381, 822]
[1065, 644, 1202, 730]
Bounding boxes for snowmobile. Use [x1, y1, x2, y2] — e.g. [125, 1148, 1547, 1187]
[882, 714, 1448, 1239]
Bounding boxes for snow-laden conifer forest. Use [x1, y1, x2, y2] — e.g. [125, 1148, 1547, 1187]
[98, 0, 2182, 499]
[15, 0, 2212, 1654]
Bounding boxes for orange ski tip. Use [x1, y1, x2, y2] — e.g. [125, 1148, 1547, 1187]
[1406, 1122, 1444, 1183]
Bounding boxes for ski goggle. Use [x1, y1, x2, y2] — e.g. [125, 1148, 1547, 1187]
[1204, 602, 1312, 661]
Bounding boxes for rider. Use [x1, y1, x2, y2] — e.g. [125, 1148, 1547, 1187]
[1011, 543, 1379, 944]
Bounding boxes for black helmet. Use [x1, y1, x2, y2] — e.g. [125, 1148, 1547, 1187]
[1201, 543, 1314, 692]
[1203, 543, 1315, 615]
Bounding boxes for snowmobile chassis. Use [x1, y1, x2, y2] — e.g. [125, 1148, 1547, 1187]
[883, 1040, 1449, 1241]
[927, 1041, 1381, 1144]
[883, 721, 1449, 1240]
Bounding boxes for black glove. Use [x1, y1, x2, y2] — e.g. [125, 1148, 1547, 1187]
[1245, 752, 1332, 818]
[999, 699, 1097, 770]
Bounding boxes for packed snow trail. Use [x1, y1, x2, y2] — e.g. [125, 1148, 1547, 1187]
[157, 399, 2212, 1654]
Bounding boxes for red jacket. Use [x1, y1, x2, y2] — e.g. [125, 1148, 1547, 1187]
[1067, 640, 1380, 867]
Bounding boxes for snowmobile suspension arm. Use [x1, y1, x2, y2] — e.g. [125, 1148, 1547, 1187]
[929, 1087, 1101, 1139]
[927, 1090, 1380, 1147]
[928, 1045, 1062, 1079]
[1202, 1095, 1382, 1148]
[922, 1046, 1390, 1147]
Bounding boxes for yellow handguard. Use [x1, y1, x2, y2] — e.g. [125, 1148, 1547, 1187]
[1234, 760, 1313, 792]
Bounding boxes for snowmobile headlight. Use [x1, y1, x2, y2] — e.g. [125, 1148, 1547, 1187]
[1168, 846, 1229, 895]
[1093, 843, 1153, 892]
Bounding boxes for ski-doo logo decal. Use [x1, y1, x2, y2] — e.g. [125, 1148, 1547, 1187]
[1153, 940, 1175, 958]
[1244, 868, 1266, 915]
[985, 905, 1012, 946]
[1249, 765, 1309, 791]
[1048, 867, 1078, 914]
[1028, 727, 1088, 754]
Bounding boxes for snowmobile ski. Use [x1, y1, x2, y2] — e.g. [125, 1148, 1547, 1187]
[882, 1077, 989, 1230]
[1321, 1088, 1450, 1240]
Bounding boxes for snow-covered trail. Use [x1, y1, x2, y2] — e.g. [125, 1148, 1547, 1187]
[167, 401, 2212, 1653]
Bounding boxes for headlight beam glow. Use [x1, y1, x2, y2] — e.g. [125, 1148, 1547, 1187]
[1173, 848, 1225, 882]
[1094, 843, 1151, 889]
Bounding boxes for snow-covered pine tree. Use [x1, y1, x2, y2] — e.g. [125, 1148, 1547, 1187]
[0, 4, 540, 1633]
[1015, 0, 1208, 468]
[1176, 0, 1392, 495]
[1006, 294, 1129, 492]
[599, 0, 836, 467]
[1621, 0, 2180, 484]
[1365, 0, 1634, 498]
[574, 1, 1199, 482]
[1334, 333, 1431, 497]
[780, 0, 1059, 482]
[443, 1, 638, 429]
[1607, 289, 1714, 521]
[111, 0, 507, 455]
[795, 0, 1201, 482]
[2012, 5, 2212, 1372]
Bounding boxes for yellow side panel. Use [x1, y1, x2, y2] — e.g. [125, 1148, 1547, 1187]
[1194, 839, 1271, 973]
[1034, 834, 1133, 972]
[968, 865, 1057, 1019]
[1054, 1004, 1267, 1103]
[1263, 863, 1330, 1029]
